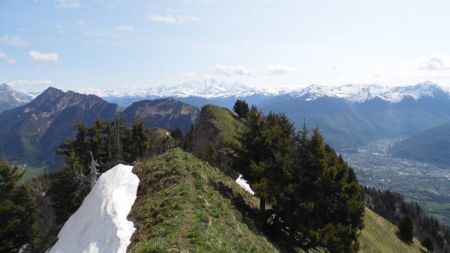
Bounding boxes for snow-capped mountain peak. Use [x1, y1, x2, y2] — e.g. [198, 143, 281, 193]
[78, 80, 449, 104]
[290, 82, 448, 103]
[82, 79, 272, 98]
[0, 83, 32, 104]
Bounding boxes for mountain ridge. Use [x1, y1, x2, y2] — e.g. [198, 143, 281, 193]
[79, 80, 450, 104]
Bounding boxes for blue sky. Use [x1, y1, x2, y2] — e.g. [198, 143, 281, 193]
[1, 0, 450, 92]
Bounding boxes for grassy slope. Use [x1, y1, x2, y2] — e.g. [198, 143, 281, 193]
[203, 105, 242, 147]
[192, 105, 242, 154]
[128, 149, 278, 253]
[360, 208, 424, 253]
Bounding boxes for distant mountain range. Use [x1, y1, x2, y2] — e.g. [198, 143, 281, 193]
[390, 123, 450, 166]
[84, 79, 449, 105]
[0, 87, 199, 167]
[3, 80, 450, 164]
[0, 87, 119, 165]
[0, 83, 32, 112]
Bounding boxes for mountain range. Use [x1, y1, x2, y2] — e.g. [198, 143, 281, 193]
[0, 83, 32, 113]
[88, 80, 450, 151]
[3, 80, 450, 163]
[390, 123, 450, 166]
[0, 87, 199, 166]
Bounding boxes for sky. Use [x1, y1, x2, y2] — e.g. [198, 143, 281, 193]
[1, 0, 450, 92]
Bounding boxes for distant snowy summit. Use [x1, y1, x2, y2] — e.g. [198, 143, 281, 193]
[83, 79, 276, 99]
[80, 80, 449, 104]
[290, 81, 447, 103]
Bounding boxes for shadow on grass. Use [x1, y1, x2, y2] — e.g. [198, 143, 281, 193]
[212, 180, 299, 253]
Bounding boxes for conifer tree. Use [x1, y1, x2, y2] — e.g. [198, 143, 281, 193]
[398, 215, 414, 243]
[422, 237, 434, 253]
[233, 99, 250, 119]
[234, 106, 364, 252]
[0, 161, 34, 252]
[233, 106, 269, 212]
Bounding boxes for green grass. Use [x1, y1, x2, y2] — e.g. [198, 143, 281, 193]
[423, 201, 450, 226]
[359, 208, 424, 253]
[202, 105, 243, 147]
[19, 165, 47, 183]
[127, 148, 426, 253]
[128, 149, 277, 253]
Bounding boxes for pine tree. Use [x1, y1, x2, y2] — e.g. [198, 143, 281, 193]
[422, 237, 434, 253]
[398, 215, 414, 243]
[233, 99, 250, 119]
[233, 106, 268, 213]
[234, 107, 364, 252]
[0, 161, 34, 252]
[269, 127, 364, 252]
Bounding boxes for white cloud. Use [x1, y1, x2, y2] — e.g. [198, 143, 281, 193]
[417, 54, 450, 71]
[29, 51, 59, 62]
[149, 14, 200, 24]
[0, 36, 30, 47]
[0, 50, 17, 64]
[261, 64, 295, 74]
[211, 65, 254, 76]
[115, 25, 135, 32]
[55, 0, 80, 8]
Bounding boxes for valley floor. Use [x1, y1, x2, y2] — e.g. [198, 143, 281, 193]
[343, 138, 450, 226]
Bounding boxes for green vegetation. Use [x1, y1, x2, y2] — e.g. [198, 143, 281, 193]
[190, 104, 243, 174]
[19, 165, 47, 183]
[233, 105, 364, 252]
[0, 161, 34, 252]
[57, 119, 150, 172]
[422, 237, 434, 253]
[128, 149, 278, 253]
[365, 187, 450, 252]
[233, 99, 250, 119]
[202, 104, 242, 147]
[2, 101, 446, 253]
[424, 200, 450, 226]
[360, 208, 423, 253]
[398, 215, 414, 243]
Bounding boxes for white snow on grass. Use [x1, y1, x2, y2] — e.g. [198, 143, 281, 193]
[48, 164, 140, 253]
[236, 174, 255, 195]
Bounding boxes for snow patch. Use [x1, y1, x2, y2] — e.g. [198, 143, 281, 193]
[236, 175, 255, 195]
[47, 164, 140, 253]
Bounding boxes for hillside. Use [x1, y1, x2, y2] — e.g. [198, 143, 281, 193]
[0, 87, 119, 164]
[390, 122, 450, 166]
[190, 104, 243, 175]
[121, 98, 200, 133]
[360, 208, 423, 253]
[40, 148, 430, 253]
[128, 149, 423, 253]
[128, 149, 278, 253]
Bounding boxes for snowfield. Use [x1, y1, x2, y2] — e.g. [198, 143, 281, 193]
[48, 164, 140, 253]
[236, 175, 255, 195]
